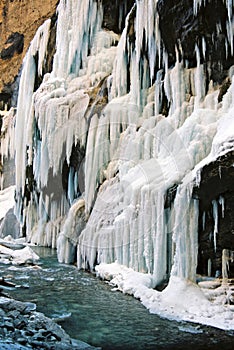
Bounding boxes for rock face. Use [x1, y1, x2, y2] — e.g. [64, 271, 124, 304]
[157, 0, 234, 83]
[194, 152, 234, 277]
[102, 0, 135, 33]
[0, 32, 24, 60]
[0, 0, 58, 109]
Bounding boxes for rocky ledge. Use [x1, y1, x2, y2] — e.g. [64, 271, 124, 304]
[0, 297, 98, 350]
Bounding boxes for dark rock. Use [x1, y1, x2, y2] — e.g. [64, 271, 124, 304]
[0, 298, 28, 313]
[13, 317, 27, 330]
[4, 321, 14, 331]
[157, 0, 234, 83]
[218, 77, 231, 102]
[0, 32, 24, 60]
[165, 184, 178, 209]
[7, 310, 20, 319]
[102, 0, 135, 34]
[194, 152, 234, 277]
[0, 309, 6, 317]
[16, 338, 28, 346]
[0, 78, 19, 110]
[22, 302, 37, 314]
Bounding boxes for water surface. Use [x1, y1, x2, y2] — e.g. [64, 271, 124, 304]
[1, 247, 233, 350]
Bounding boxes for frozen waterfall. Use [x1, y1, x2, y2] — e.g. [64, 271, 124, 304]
[2, 0, 234, 330]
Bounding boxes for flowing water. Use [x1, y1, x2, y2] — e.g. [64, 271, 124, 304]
[0, 247, 233, 350]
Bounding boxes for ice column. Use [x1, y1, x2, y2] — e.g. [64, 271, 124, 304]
[15, 19, 51, 193]
[171, 177, 199, 282]
[212, 200, 218, 252]
[222, 249, 234, 280]
[0, 108, 15, 163]
[52, 0, 102, 79]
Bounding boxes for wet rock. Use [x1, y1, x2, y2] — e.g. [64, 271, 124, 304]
[0, 341, 30, 350]
[13, 317, 27, 330]
[0, 309, 6, 317]
[16, 338, 27, 346]
[0, 297, 99, 349]
[4, 321, 14, 331]
[0, 298, 27, 313]
[22, 302, 37, 314]
[7, 310, 20, 319]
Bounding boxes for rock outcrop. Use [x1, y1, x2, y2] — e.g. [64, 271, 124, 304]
[157, 0, 234, 83]
[0, 0, 58, 109]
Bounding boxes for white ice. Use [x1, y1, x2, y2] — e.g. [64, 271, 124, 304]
[0, 186, 15, 220]
[0, 244, 39, 265]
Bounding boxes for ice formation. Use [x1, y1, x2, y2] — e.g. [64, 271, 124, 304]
[1, 0, 234, 329]
[0, 186, 15, 220]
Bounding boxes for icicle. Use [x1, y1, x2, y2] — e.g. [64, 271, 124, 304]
[222, 249, 230, 280]
[194, 44, 205, 109]
[219, 195, 225, 218]
[171, 178, 199, 282]
[195, 169, 201, 187]
[57, 198, 85, 264]
[193, 0, 205, 16]
[212, 200, 218, 252]
[202, 37, 206, 59]
[225, 0, 234, 55]
[218, 165, 222, 178]
[15, 20, 51, 193]
[110, 16, 129, 99]
[202, 212, 206, 231]
[0, 108, 16, 164]
[154, 70, 163, 115]
[207, 258, 212, 277]
[68, 167, 75, 205]
[52, 0, 102, 79]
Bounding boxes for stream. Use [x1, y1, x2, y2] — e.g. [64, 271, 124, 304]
[0, 246, 233, 350]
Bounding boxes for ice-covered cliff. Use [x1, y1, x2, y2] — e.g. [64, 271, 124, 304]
[1, 0, 234, 329]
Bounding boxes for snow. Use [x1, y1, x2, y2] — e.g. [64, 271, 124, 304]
[0, 186, 15, 220]
[96, 262, 234, 330]
[0, 242, 39, 265]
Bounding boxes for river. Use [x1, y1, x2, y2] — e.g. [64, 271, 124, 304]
[0, 246, 233, 350]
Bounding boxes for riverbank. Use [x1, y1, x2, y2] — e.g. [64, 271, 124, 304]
[0, 296, 99, 350]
